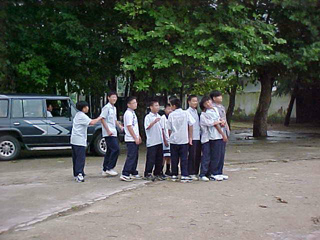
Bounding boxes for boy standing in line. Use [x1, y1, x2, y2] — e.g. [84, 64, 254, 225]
[120, 97, 142, 182]
[186, 95, 201, 180]
[167, 98, 195, 183]
[210, 90, 229, 180]
[144, 100, 165, 181]
[100, 91, 124, 177]
[71, 101, 102, 182]
[160, 103, 172, 176]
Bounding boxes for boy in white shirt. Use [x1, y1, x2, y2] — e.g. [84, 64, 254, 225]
[186, 95, 201, 180]
[71, 101, 102, 182]
[144, 100, 165, 181]
[120, 97, 142, 182]
[167, 98, 195, 183]
[210, 90, 229, 180]
[198, 96, 222, 182]
[100, 91, 124, 177]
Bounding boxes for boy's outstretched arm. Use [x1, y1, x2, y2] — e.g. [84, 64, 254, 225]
[90, 116, 103, 126]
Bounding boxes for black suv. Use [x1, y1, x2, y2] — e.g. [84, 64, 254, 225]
[0, 94, 107, 160]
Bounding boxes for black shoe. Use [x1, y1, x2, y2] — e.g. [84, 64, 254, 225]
[165, 170, 172, 176]
[143, 175, 155, 181]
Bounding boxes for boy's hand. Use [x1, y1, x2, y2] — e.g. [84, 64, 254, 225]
[120, 125, 124, 132]
[222, 135, 228, 142]
[164, 139, 169, 147]
[153, 118, 161, 124]
[107, 130, 113, 136]
[189, 138, 193, 145]
[135, 138, 140, 145]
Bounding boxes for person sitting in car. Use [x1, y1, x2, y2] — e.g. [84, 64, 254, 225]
[47, 104, 53, 117]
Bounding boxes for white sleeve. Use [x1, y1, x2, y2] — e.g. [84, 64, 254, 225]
[125, 112, 133, 127]
[100, 107, 108, 119]
[167, 115, 172, 131]
[144, 115, 151, 131]
[187, 111, 196, 126]
[79, 113, 91, 126]
[200, 112, 215, 127]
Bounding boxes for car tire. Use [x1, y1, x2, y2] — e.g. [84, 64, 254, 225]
[0, 135, 21, 161]
[93, 133, 107, 156]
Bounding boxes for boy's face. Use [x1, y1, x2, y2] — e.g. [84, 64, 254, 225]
[108, 95, 118, 105]
[188, 97, 198, 109]
[204, 100, 212, 110]
[170, 104, 177, 111]
[213, 95, 223, 104]
[164, 106, 172, 115]
[150, 102, 160, 113]
[128, 99, 138, 110]
[82, 106, 89, 113]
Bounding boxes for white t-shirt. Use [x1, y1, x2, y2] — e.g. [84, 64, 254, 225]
[160, 115, 169, 143]
[187, 107, 200, 141]
[124, 108, 139, 142]
[200, 111, 215, 144]
[47, 111, 53, 117]
[100, 103, 117, 137]
[144, 112, 163, 147]
[70, 112, 92, 147]
[167, 108, 195, 145]
[206, 108, 223, 140]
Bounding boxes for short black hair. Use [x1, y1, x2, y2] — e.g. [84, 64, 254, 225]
[210, 90, 222, 99]
[187, 95, 197, 102]
[107, 91, 118, 97]
[165, 103, 171, 108]
[148, 99, 159, 107]
[76, 101, 89, 111]
[170, 98, 181, 109]
[200, 96, 211, 111]
[127, 96, 137, 104]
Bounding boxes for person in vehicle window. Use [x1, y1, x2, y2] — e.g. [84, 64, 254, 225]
[47, 104, 53, 117]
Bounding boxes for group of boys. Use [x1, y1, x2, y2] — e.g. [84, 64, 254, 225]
[70, 91, 229, 183]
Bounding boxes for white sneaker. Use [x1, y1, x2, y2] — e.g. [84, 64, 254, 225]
[107, 169, 118, 176]
[130, 174, 142, 180]
[190, 175, 199, 181]
[120, 175, 133, 182]
[220, 174, 229, 180]
[75, 173, 84, 182]
[181, 176, 193, 183]
[210, 175, 223, 181]
[171, 175, 178, 182]
[199, 176, 209, 182]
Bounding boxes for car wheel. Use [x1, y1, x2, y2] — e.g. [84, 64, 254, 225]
[0, 135, 21, 161]
[93, 133, 107, 156]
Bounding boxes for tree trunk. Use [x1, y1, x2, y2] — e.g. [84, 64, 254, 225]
[226, 84, 237, 130]
[0, 1, 8, 91]
[253, 74, 274, 137]
[284, 83, 299, 126]
[108, 75, 117, 92]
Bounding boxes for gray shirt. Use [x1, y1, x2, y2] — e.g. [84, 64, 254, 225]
[212, 103, 230, 136]
[70, 112, 91, 147]
[100, 103, 118, 137]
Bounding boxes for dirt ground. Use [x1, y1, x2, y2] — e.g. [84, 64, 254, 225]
[1, 122, 320, 240]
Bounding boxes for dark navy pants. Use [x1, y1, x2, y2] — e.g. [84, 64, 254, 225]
[188, 140, 201, 175]
[144, 143, 163, 177]
[199, 142, 210, 177]
[103, 136, 120, 171]
[217, 141, 226, 175]
[170, 144, 189, 177]
[209, 139, 224, 176]
[72, 145, 86, 177]
[122, 142, 139, 176]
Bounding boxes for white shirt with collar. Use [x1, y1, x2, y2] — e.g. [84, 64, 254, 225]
[70, 111, 92, 147]
[212, 102, 230, 136]
[160, 115, 169, 143]
[144, 112, 163, 147]
[167, 108, 195, 145]
[124, 108, 139, 142]
[100, 102, 118, 137]
[200, 111, 215, 144]
[206, 108, 223, 140]
[187, 107, 200, 141]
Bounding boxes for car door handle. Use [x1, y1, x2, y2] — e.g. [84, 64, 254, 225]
[13, 122, 20, 126]
[49, 122, 56, 125]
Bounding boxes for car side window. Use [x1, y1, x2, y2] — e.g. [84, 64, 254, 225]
[12, 100, 23, 118]
[23, 100, 44, 118]
[0, 100, 9, 118]
[46, 99, 70, 118]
